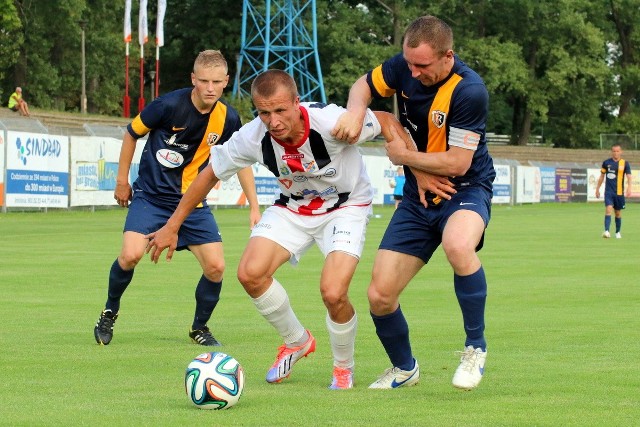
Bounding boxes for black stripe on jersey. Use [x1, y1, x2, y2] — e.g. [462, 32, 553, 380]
[308, 130, 331, 169]
[274, 193, 290, 207]
[261, 131, 280, 177]
[326, 192, 350, 212]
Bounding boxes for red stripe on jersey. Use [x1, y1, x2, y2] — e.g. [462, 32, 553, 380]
[297, 196, 324, 215]
[282, 147, 305, 172]
[273, 106, 311, 173]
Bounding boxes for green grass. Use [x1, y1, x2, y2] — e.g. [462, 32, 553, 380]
[0, 203, 638, 426]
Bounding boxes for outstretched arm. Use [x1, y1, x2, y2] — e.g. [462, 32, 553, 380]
[237, 166, 261, 228]
[145, 166, 220, 262]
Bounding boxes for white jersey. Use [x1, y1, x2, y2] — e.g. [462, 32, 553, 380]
[210, 102, 381, 215]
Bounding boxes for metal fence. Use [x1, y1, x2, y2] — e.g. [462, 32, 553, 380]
[599, 134, 640, 150]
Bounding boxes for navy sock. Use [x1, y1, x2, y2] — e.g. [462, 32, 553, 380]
[604, 215, 611, 231]
[454, 267, 487, 351]
[105, 259, 134, 313]
[192, 275, 222, 330]
[615, 217, 621, 233]
[371, 306, 414, 371]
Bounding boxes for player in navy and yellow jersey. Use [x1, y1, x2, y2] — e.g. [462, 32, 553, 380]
[596, 144, 632, 239]
[333, 16, 495, 390]
[93, 50, 260, 347]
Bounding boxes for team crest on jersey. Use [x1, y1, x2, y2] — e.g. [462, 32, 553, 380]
[207, 132, 221, 146]
[431, 110, 446, 128]
[279, 166, 291, 176]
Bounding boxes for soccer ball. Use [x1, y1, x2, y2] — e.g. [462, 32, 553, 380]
[185, 352, 245, 410]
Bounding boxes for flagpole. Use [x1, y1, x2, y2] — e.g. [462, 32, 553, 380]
[155, 45, 160, 99]
[138, 45, 145, 112]
[155, 0, 166, 100]
[123, 0, 132, 117]
[138, 0, 148, 112]
[124, 42, 130, 117]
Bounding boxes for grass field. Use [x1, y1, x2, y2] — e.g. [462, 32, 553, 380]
[0, 203, 638, 426]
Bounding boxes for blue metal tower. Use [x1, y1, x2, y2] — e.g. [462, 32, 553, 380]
[232, 0, 326, 103]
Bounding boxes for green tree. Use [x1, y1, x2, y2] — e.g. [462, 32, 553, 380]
[0, 0, 23, 100]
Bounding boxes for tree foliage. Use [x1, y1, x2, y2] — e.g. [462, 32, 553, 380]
[1, 0, 640, 149]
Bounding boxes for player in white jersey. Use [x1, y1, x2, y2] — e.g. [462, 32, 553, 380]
[147, 69, 398, 390]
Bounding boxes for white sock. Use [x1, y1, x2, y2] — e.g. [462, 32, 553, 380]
[252, 278, 306, 345]
[326, 312, 357, 369]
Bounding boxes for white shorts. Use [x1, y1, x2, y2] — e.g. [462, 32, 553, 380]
[250, 205, 373, 265]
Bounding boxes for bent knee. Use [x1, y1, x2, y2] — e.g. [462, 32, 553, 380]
[367, 283, 398, 313]
[118, 250, 144, 270]
[202, 259, 225, 281]
[320, 287, 349, 309]
[236, 263, 271, 295]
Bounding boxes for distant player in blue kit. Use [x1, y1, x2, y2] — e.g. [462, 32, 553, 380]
[333, 15, 495, 390]
[93, 50, 260, 346]
[146, 70, 401, 390]
[390, 166, 405, 209]
[596, 144, 632, 239]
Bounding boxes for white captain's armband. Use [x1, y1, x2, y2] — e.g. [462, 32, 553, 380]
[449, 127, 480, 151]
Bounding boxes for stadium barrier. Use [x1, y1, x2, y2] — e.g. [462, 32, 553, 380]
[1, 130, 638, 212]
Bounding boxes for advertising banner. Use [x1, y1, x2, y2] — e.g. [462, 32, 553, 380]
[570, 168, 587, 202]
[555, 168, 572, 202]
[515, 166, 540, 203]
[492, 164, 511, 204]
[70, 136, 144, 206]
[539, 167, 556, 202]
[5, 131, 69, 208]
[0, 131, 5, 206]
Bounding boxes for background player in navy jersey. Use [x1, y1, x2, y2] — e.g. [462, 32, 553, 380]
[596, 144, 632, 239]
[333, 15, 495, 390]
[93, 50, 260, 347]
[146, 69, 401, 390]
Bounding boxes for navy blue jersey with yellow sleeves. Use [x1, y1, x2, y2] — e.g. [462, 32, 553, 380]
[367, 54, 495, 206]
[601, 157, 631, 196]
[127, 88, 241, 206]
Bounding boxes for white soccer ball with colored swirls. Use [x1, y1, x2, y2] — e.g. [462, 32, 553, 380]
[185, 352, 245, 410]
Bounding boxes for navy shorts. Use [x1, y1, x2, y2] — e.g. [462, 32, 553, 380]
[604, 193, 625, 210]
[379, 186, 492, 264]
[123, 194, 221, 251]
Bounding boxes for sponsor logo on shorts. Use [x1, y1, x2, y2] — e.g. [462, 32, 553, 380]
[332, 226, 351, 236]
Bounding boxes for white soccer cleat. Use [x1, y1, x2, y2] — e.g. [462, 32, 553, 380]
[602, 231, 611, 238]
[368, 360, 419, 389]
[452, 346, 487, 390]
[265, 330, 316, 383]
[615, 232, 621, 239]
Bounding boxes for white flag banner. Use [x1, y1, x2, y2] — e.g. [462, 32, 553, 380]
[138, 0, 148, 46]
[124, 0, 132, 42]
[156, 0, 167, 47]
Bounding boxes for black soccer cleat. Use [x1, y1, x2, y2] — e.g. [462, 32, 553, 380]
[94, 309, 118, 345]
[189, 326, 221, 346]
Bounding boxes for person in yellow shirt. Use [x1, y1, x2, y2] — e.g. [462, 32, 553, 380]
[8, 87, 31, 117]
